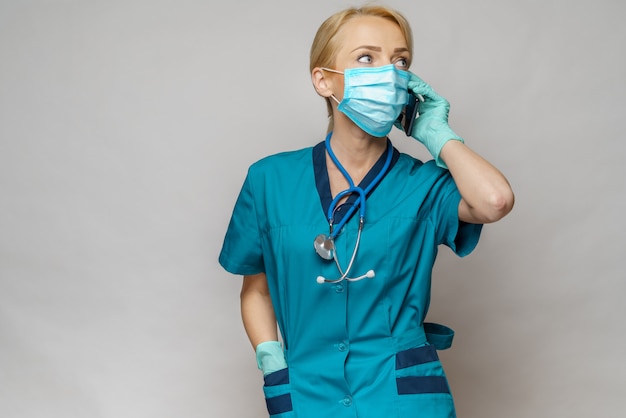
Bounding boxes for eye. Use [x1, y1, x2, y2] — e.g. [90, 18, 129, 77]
[357, 54, 373, 64]
[394, 57, 409, 69]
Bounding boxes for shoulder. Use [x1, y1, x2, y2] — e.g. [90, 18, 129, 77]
[249, 147, 313, 174]
[395, 152, 447, 179]
[389, 152, 459, 202]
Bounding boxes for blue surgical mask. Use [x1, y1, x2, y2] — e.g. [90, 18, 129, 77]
[323, 64, 410, 137]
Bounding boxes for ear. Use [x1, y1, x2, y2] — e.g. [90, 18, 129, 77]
[311, 67, 334, 98]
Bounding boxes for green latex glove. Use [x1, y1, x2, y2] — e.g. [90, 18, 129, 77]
[255, 341, 287, 375]
[405, 72, 464, 168]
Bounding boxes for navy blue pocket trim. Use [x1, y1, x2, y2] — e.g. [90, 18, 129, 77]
[264, 368, 289, 386]
[266, 393, 293, 415]
[395, 344, 439, 370]
[396, 376, 450, 395]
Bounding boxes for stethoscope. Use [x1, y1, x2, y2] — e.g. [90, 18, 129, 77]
[314, 132, 393, 284]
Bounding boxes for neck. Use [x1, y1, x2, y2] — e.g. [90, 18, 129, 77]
[326, 128, 388, 188]
[328, 127, 387, 171]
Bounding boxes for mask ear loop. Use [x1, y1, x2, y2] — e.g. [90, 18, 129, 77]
[320, 68, 344, 106]
[320, 67, 344, 75]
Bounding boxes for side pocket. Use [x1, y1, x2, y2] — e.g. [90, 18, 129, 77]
[394, 345, 456, 417]
[263, 368, 294, 417]
[395, 344, 451, 395]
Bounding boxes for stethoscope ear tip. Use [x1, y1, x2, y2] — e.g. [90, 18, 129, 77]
[366, 270, 375, 279]
[316, 276, 326, 284]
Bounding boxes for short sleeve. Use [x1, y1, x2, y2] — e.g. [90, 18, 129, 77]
[439, 188, 483, 257]
[427, 168, 483, 257]
[218, 172, 265, 275]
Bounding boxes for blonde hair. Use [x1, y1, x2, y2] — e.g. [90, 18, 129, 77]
[309, 5, 413, 133]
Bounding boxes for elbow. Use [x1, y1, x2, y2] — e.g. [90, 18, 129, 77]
[482, 189, 515, 223]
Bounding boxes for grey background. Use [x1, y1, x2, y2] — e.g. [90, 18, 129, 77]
[1, 0, 624, 417]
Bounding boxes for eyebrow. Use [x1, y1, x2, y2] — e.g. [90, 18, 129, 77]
[351, 45, 409, 53]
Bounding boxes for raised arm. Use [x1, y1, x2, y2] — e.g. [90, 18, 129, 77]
[439, 140, 514, 224]
[404, 72, 514, 224]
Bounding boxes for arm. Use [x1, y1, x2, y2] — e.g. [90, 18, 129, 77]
[241, 273, 278, 349]
[439, 140, 514, 224]
[405, 72, 514, 224]
[241, 273, 287, 374]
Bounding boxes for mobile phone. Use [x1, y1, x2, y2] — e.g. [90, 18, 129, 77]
[398, 90, 421, 136]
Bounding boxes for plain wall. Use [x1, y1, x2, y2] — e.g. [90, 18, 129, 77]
[1, 0, 624, 417]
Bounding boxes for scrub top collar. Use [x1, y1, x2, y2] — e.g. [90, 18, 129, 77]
[313, 139, 400, 226]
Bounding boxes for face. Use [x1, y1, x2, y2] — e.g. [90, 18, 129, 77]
[326, 15, 410, 100]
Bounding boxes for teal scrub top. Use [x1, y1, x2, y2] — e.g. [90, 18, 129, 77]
[219, 141, 482, 418]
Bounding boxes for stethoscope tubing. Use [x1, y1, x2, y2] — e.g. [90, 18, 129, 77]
[315, 132, 393, 284]
[324, 132, 393, 239]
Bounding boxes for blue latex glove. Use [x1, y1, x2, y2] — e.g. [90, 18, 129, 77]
[255, 341, 287, 375]
[405, 73, 464, 168]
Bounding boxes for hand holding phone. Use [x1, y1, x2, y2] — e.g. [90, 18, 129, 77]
[404, 72, 463, 168]
[398, 90, 422, 136]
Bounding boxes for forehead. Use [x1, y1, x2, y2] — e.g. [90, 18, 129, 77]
[335, 15, 407, 50]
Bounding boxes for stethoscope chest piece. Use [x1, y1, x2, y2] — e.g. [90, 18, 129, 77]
[314, 234, 335, 260]
[313, 133, 393, 285]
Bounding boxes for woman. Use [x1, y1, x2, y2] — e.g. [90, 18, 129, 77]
[219, 5, 514, 417]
